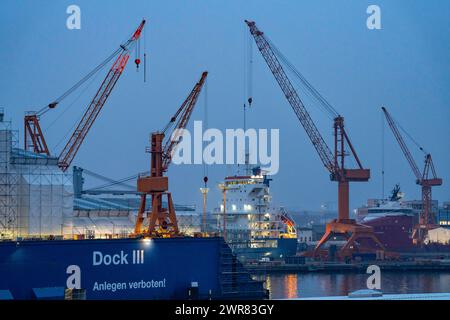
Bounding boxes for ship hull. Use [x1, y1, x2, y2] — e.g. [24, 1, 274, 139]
[0, 237, 266, 300]
[231, 238, 298, 262]
[363, 215, 415, 251]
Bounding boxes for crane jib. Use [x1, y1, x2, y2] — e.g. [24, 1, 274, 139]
[56, 21, 145, 172]
[246, 20, 336, 173]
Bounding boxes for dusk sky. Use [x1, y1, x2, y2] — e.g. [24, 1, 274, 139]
[1, 0, 449, 213]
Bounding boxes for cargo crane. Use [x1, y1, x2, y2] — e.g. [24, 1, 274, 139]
[245, 20, 385, 258]
[382, 107, 442, 244]
[24, 20, 146, 171]
[134, 72, 208, 237]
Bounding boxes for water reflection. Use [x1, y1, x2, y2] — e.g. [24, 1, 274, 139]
[284, 274, 298, 299]
[253, 272, 450, 299]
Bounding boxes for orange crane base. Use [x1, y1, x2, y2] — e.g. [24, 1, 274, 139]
[313, 219, 386, 260]
[133, 190, 180, 238]
[133, 72, 208, 238]
[133, 133, 180, 238]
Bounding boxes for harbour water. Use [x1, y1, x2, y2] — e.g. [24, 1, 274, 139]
[253, 272, 450, 299]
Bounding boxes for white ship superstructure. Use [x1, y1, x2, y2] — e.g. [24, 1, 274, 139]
[356, 185, 437, 223]
[211, 167, 297, 261]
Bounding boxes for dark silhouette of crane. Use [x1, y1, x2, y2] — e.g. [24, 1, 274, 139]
[24, 20, 146, 172]
[382, 107, 442, 244]
[245, 20, 385, 259]
[133, 72, 208, 237]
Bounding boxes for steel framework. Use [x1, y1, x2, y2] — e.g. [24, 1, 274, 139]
[134, 72, 208, 237]
[1, 114, 72, 239]
[24, 20, 146, 172]
[245, 20, 384, 259]
[382, 107, 442, 244]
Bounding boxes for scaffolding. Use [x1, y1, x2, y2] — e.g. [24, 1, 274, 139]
[0, 109, 203, 240]
[0, 115, 19, 237]
[0, 110, 73, 239]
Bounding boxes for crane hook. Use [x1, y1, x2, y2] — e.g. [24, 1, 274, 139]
[135, 58, 141, 70]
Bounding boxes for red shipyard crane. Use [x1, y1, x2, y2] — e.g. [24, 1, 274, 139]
[24, 20, 146, 171]
[382, 107, 442, 244]
[245, 20, 385, 259]
[133, 72, 208, 237]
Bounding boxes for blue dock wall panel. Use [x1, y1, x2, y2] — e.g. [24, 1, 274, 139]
[0, 237, 222, 300]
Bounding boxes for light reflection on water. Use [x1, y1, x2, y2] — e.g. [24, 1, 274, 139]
[254, 272, 450, 299]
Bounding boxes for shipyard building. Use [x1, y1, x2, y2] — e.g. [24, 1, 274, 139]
[0, 113, 72, 238]
[0, 110, 200, 240]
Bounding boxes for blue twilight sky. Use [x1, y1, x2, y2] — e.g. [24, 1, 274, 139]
[0, 0, 449, 213]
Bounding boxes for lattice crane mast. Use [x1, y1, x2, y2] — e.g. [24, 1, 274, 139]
[245, 20, 384, 258]
[382, 107, 442, 243]
[24, 20, 146, 172]
[24, 109, 52, 156]
[134, 71, 208, 237]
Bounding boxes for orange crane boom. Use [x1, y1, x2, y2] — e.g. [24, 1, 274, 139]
[382, 107, 442, 243]
[24, 20, 146, 172]
[58, 20, 145, 171]
[245, 20, 384, 258]
[134, 71, 208, 237]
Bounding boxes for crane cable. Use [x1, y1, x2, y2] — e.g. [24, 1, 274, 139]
[144, 23, 147, 82]
[203, 76, 209, 187]
[40, 28, 141, 151]
[38, 27, 140, 117]
[82, 168, 136, 189]
[246, 28, 253, 107]
[266, 37, 339, 119]
[47, 68, 104, 151]
[381, 111, 385, 199]
[389, 111, 427, 155]
[85, 170, 151, 191]
[38, 48, 123, 117]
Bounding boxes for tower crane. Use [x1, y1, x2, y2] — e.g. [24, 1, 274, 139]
[382, 107, 442, 244]
[245, 20, 384, 259]
[24, 20, 146, 172]
[134, 71, 208, 237]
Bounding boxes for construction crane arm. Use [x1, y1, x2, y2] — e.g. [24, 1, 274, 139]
[381, 107, 422, 182]
[245, 20, 336, 174]
[161, 71, 208, 170]
[383, 107, 442, 237]
[57, 20, 146, 171]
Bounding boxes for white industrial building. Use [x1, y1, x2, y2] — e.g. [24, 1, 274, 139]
[425, 227, 450, 245]
[0, 113, 73, 239]
[0, 110, 215, 240]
